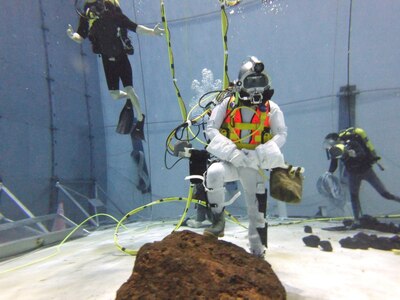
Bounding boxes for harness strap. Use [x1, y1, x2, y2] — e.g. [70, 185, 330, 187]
[221, 100, 270, 149]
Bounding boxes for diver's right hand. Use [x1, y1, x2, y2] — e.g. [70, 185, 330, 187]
[66, 24, 83, 43]
[229, 150, 250, 168]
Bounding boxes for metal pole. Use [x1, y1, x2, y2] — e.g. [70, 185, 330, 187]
[38, 0, 58, 214]
[338, 85, 358, 130]
[0, 183, 49, 233]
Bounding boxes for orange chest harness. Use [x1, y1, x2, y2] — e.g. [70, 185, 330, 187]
[220, 97, 272, 150]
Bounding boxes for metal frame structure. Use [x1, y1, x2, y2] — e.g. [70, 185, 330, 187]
[55, 180, 107, 227]
[0, 182, 88, 260]
[0, 182, 48, 233]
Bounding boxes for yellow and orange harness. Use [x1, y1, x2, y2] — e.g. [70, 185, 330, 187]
[220, 97, 272, 150]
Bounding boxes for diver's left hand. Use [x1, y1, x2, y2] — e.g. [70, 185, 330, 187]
[66, 24, 74, 39]
[153, 23, 165, 36]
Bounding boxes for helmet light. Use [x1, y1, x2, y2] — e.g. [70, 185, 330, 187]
[253, 62, 264, 73]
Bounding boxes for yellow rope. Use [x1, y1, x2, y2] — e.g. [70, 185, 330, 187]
[220, 1, 230, 89]
[160, 0, 188, 123]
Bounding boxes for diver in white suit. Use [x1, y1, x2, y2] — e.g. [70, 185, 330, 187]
[204, 56, 287, 257]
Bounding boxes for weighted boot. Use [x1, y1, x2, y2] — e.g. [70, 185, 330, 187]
[203, 211, 225, 238]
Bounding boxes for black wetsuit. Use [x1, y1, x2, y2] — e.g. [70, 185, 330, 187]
[77, 2, 137, 90]
[328, 128, 400, 220]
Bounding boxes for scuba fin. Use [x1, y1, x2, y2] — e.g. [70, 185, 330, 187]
[131, 148, 151, 193]
[132, 114, 145, 140]
[116, 99, 134, 135]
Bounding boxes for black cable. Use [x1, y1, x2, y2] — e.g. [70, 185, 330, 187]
[198, 90, 224, 109]
[163, 148, 185, 170]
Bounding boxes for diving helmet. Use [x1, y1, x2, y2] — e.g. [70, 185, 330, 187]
[237, 56, 272, 105]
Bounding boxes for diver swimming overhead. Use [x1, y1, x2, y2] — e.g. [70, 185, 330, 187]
[67, 0, 164, 139]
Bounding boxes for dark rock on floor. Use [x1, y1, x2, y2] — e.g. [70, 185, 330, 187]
[339, 232, 400, 250]
[302, 234, 321, 248]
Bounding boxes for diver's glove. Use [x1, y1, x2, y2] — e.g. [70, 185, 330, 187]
[229, 150, 250, 168]
[153, 23, 165, 36]
[242, 149, 260, 170]
[206, 134, 237, 162]
[66, 24, 84, 43]
[255, 141, 285, 169]
[347, 149, 356, 157]
[372, 156, 381, 162]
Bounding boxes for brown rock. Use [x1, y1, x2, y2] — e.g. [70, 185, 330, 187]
[116, 230, 286, 300]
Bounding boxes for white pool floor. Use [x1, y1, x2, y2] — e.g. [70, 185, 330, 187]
[0, 218, 399, 300]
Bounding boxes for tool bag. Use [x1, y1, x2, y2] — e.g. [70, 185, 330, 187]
[270, 165, 304, 203]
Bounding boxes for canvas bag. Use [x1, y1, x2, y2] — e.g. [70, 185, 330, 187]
[270, 165, 304, 203]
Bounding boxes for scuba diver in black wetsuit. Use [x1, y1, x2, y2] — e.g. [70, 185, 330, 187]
[324, 127, 400, 225]
[67, 0, 164, 139]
